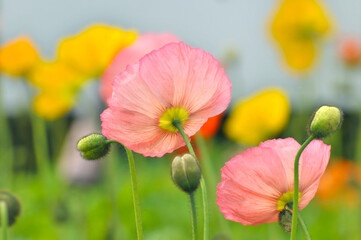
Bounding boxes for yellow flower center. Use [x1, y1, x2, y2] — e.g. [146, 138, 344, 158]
[159, 107, 189, 132]
[277, 191, 302, 211]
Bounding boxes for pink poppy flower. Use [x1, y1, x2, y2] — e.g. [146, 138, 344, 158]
[216, 138, 330, 225]
[100, 42, 232, 157]
[100, 33, 179, 102]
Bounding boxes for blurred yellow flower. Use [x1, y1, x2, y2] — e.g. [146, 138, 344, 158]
[29, 61, 85, 120]
[57, 24, 137, 78]
[223, 88, 290, 145]
[0, 36, 40, 77]
[33, 92, 75, 120]
[270, 0, 333, 72]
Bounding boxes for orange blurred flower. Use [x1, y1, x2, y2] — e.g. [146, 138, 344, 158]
[270, 0, 333, 73]
[198, 113, 223, 139]
[338, 36, 361, 67]
[57, 24, 137, 78]
[317, 159, 361, 206]
[0, 36, 40, 77]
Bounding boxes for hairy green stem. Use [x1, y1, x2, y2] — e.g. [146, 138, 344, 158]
[0, 202, 8, 240]
[297, 213, 311, 240]
[173, 120, 209, 240]
[290, 134, 315, 240]
[189, 192, 199, 240]
[124, 146, 143, 240]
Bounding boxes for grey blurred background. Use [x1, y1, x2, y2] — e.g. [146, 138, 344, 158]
[2, 0, 361, 113]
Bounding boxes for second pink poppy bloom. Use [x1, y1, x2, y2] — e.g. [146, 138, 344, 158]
[217, 138, 330, 225]
[101, 42, 232, 157]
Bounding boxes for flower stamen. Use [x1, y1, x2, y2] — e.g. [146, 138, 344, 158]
[159, 107, 189, 132]
[277, 191, 302, 211]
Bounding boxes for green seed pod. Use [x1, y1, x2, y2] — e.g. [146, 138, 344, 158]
[0, 191, 21, 227]
[279, 209, 292, 233]
[77, 134, 111, 160]
[310, 106, 342, 138]
[171, 154, 201, 193]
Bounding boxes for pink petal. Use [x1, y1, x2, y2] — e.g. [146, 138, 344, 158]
[100, 33, 179, 102]
[139, 42, 231, 117]
[259, 138, 301, 190]
[298, 140, 330, 208]
[217, 179, 279, 225]
[128, 132, 186, 157]
[221, 146, 288, 199]
[101, 64, 166, 150]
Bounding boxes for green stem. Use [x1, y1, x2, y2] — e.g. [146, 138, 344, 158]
[297, 213, 311, 240]
[124, 146, 143, 240]
[189, 192, 199, 240]
[195, 134, 232, 238]
[290, 134, 315, 240]
[0, 80, 14, 187]
[107, 146, 123, 239]
[173, 120, 209, 240]
[0, 202, 8, 240]
[30, 113, 52, 184]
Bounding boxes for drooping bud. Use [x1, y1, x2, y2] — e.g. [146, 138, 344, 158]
[279, 209, 292, 233]
[77, 134, 111, 160]
[310, 106, 342, 138]
[171, 154, 201, 193]
[0, 191, 21, 226]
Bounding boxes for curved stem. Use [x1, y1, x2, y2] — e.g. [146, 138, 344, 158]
[0, 202, 8, 240]
[173, 120, 209, 240]
[189, 192, 199, 240]
[124, 146, 143, 240]
[290, 134, 315, 240]
[297, 213, 311, 240]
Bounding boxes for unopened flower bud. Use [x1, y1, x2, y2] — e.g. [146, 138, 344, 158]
[310, 106, 342, 138]
[77, 134, 111, 160]
[279, 209, 292, 233]
[171, 154, 201, 193]
[0, 191, 21, 226]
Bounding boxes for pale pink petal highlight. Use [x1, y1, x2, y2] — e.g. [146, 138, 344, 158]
[100, 33, 179, 102]
[221, 146, 288, 199]
[139, 42, 231, 117]
[259, 138, 301, 190]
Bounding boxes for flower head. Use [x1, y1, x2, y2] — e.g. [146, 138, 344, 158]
[217, 138, 330, 225]
[270, 0, 333, 72]
[100, 33, 179, 102]
[101, 42, 231, 157]
[57, 24, 137, 78]
[223, 88, 290, 145]
[0, 36, 40, 77]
